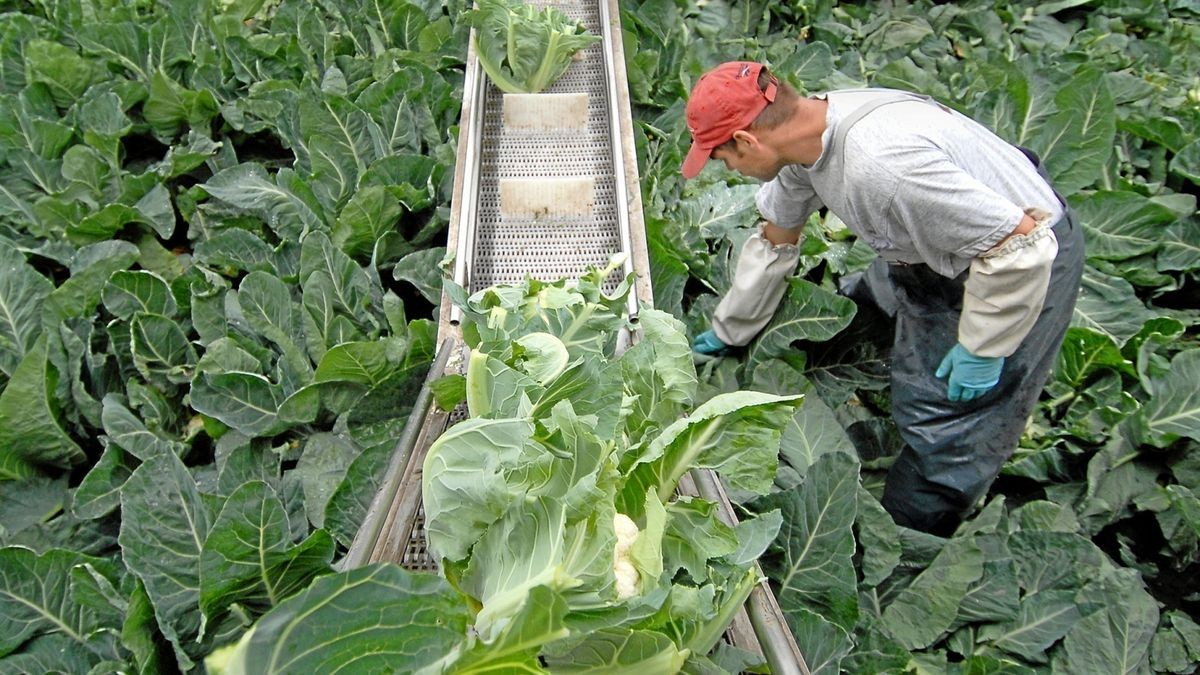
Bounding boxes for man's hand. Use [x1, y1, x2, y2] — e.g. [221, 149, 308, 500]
[692, 329, 729, 356]
[936, 343, 1004, 402]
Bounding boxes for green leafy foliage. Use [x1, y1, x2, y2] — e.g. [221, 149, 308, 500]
[202, 266, 797, 671]
[0, 0, 464, 670]
[625, 0, 1200, 671]
[204, 563, 471, 675]
[421, 267, 798, 666]
[0, 547, 119, 660]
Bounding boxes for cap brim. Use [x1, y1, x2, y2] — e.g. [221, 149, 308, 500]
[681, 141, 712, 179]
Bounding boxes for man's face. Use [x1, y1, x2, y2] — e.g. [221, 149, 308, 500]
[710, 136, 783, 182]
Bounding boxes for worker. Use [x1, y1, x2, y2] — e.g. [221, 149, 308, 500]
[683, 61, 1085, 536]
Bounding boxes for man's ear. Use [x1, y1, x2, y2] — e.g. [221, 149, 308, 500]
[731, 129, 759, 150]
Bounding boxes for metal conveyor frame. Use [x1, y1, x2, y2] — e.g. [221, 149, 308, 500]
[348, 0, 809, 671]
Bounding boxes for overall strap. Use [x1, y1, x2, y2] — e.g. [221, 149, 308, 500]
[833, 90, 948, 158]
[825, 90, 951, 238]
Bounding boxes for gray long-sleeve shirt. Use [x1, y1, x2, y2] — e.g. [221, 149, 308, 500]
[756, 89, 1064, 278]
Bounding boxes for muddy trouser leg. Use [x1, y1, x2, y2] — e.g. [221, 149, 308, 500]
[880, 210, 1085, 536]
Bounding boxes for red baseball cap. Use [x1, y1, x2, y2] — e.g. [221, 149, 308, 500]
[681, 62, 778, 179]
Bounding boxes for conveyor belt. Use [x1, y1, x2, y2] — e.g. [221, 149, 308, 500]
[446, 0, 648, 321]
[346, 0, 808, 671]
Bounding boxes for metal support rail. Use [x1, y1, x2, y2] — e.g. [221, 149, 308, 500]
[596, 0, 639, 324]
[690, 469, 811, 675]
[448, 49, 485, 327]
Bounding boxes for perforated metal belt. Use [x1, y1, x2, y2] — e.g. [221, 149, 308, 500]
[450, 0, 637, 320]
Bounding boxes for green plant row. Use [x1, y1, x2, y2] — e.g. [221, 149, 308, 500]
[0, 0, 470, 671]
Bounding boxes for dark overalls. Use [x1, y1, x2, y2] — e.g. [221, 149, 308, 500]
[847, 152, 1085, 535]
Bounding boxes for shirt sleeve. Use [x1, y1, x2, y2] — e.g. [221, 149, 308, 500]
[756, 165, 824, 229]
[884, 145, 1025, 269]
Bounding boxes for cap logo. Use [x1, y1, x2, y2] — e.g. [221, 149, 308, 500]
[737, 65, 752, 79]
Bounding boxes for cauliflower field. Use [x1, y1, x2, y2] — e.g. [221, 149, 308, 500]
[0, 0, 1197, 673]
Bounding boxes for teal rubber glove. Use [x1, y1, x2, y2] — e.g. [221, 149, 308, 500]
[936, 343, 1005, 402]
[693, 329, 729, 356]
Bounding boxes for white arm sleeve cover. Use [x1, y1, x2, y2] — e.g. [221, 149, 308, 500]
[959, 209, 1058, 358]
[711, 224, 801, 346]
